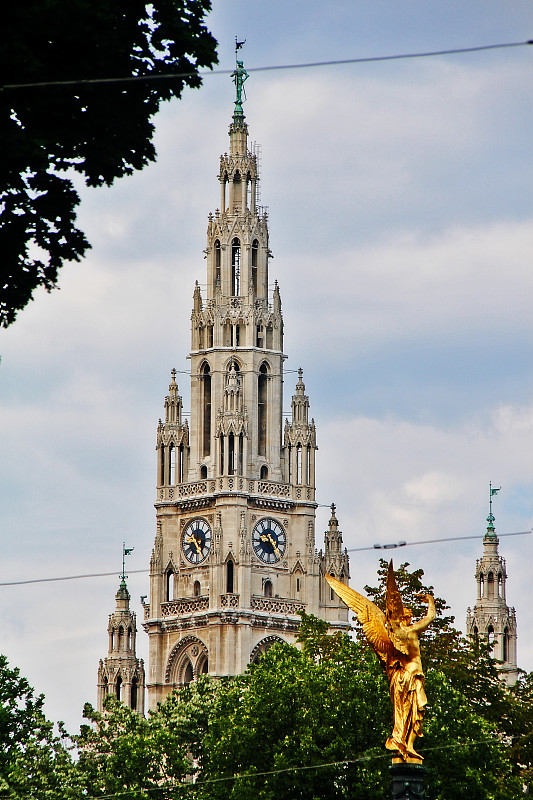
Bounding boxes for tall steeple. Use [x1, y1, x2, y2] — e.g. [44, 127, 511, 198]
[97, 546, 145, 713]
[466, 485, 518, 685]
[144, 49, 350, 711]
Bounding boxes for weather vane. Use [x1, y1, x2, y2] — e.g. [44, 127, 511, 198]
[488, 481, 501, 525]
[121, 541, 134, 582]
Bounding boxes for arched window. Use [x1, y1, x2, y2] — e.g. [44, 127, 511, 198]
[296, 444, 302, 485]
[264, 580, 273, 597]
[201, 363, 211, 457]
[228, 432, 235, 475]
[503, 627, 509, 661]
[232, 171, 242, 213]
[115, 675, 122, 700]
[214, 239, 221, 291]
[194, 580, 201, 597]
[183, 660, 194, 685]
[226, 560, 234, 594]
[110, 629, 114, 651]
[220, 434, 224, 475]
[251, 239, 259, 295]
[239, 433, 244, 475]
[103, 675, 108, 695]
[166, 570, 175, 602]
[487, 625, 495, 647]
[487, 572, 494, 600]
[130, 677, 138, 710]
[201, 658, 209, 674]
[127, 627, 132, 650]
[118, 626, 124, 650]
[260, 465, 268, 480]
[169, 443, 176, 484]
[258, 363, 268, 456]
[306, 445, 311, 485]
[178, 444, 184, 483]
[160, 446, 165, 486]
[200, 464, 207, 479]
[231, 238, 241, 296]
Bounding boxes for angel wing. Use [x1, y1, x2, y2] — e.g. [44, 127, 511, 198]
[325, 574, 395, 661]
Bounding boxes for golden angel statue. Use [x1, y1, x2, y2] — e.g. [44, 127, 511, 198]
[326, 562, 435, 762]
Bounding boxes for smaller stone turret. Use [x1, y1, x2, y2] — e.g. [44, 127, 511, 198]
[97, 548, 145, 713]
[466, 486, 518, 686]
[283, 369, 317, 488]
[319, 504, 350, 623]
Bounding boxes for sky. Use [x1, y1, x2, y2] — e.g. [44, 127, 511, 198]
[1, 1, 533, 733]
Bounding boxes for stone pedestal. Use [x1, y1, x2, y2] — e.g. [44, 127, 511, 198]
[389, 762, 426, 800]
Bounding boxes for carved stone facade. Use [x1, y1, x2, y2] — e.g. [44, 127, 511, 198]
[143, 77, 350, 710]
[466, 511, 518, 686]
[97, 579, 145, 714]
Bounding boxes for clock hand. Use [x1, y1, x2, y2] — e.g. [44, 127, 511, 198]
[186, 534, 202, 555]
[261, 533, 281, 559]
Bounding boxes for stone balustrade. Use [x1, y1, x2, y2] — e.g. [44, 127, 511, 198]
[157, 477, 315, 503]
[220, 593, 240, 608]
[161, 596, 209, 616]
[250, 596, 306, 615]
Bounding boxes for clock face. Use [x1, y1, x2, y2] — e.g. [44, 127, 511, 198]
[182, 518, 212, 564]
[252, 518, 286, 564]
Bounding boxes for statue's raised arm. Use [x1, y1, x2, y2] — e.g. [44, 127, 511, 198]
[326, 561, 435, 763]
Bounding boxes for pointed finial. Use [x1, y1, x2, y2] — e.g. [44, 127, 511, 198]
[331, 502, 336, 517]
[171, 368, 177, 383]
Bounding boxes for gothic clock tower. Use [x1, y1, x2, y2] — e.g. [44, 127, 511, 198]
[143, 58, 350, 709]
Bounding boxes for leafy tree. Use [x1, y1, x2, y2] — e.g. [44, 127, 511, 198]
[188, 624, 390, 800]
[0, 654, 79, 799]
[72, 603, 529, 799]
[0, 0, 217, 328]
[76, 677, 223, 798]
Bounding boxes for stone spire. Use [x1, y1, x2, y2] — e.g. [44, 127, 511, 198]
[284, 370, 317, 487]
[318, 504, 350, 623]
[97, 547, 145, 713]
[466, 486, 518, 685]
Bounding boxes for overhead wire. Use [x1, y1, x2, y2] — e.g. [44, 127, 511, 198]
[0, 530, 530, 587]
[2, 40, 532, 92]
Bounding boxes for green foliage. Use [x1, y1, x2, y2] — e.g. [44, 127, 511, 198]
[0, 654, 79, 799]
[198, 619, 390, 800]
[0, 0, 218, 327]
[4, 565, 533, 798]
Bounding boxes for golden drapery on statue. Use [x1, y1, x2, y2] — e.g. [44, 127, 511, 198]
[326, 562, 435, 763]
